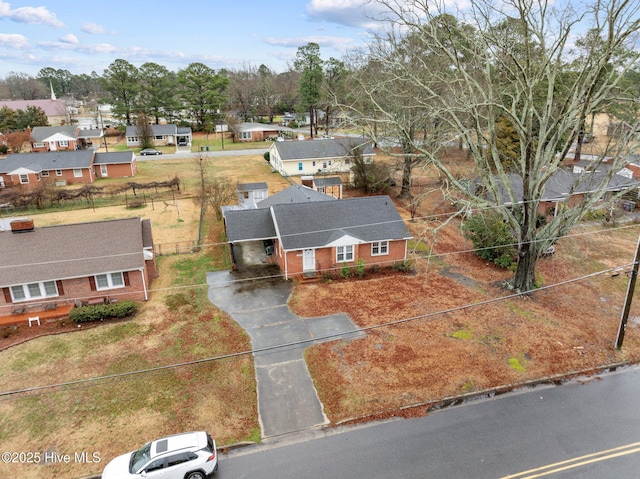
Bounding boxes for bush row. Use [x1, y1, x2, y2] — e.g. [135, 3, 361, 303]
[69, 300, 138, 323]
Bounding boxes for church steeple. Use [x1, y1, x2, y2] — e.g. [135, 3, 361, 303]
[50, 81, 56, 100]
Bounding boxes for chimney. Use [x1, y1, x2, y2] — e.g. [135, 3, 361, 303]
[10, 218, 34, 233]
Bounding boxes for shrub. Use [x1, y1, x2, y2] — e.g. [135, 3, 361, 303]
[69, 300, 138, 323]
[356, 258, 366, 278]
[461, 211, 516, 268]
[393, 259, 413, 273]
[0, 145, 9, 154]
[340, 262, 351, 279]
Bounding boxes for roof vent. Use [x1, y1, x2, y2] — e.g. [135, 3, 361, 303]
[10, 218, 34, 233]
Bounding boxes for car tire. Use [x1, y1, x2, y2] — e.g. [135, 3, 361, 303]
[185, 471, 205, 479]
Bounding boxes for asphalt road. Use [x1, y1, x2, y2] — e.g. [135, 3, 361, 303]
[136, 148, 268, 161]
[218, 366, 640, 478]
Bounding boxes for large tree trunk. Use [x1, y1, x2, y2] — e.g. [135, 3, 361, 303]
[398, 155, 413, 198]
[513, 241, 537, 292]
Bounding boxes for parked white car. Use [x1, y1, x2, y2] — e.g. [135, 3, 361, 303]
[102, 431, 218, 479]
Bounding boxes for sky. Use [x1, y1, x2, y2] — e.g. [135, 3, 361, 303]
[0, 0, 386, 77]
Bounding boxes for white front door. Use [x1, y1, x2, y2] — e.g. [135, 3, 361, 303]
[100, 164, 108, 177]
[303, 249, 315, 271]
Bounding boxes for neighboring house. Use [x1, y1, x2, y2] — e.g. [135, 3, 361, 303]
[301, 175, 343, 199]
[0, 98, 70, 126]
[233, 122, 296, 142]
[30, 125, 104, 152]
[0, 217, 157, 318]
[94, 151, 137, 179]
[281, 112, 310, 126]
[224, 190, 412, 280]
[268, 137, 375, 176]
[237, 182, 268, 208]
[0, 150, 137, 189]
[125, 124, 192, 148]
[255, 184, 334, 208]
[488, 165, 639, 216]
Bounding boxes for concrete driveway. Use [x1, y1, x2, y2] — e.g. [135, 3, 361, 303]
[207, 266, 364, 438]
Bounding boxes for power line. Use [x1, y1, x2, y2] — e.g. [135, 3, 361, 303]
[0, 262, 631, 400]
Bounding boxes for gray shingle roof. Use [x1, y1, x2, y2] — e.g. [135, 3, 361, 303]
[77, 128, 104, 139]
[272, 137, 375, 161]
[94, 151, 135, 165]
[0, 151, 94, 173]
[225, 208, 276, 242]
[31, 125, 78, 141]
[272, 195, 412, 250]
[125, 124, 178, 136]
[237, 182, 268, 192]
[492, 167, 638, 204]
[257, 184, 335, 208]
[313, 177, 342, 187]
[0, 217, 147, 287]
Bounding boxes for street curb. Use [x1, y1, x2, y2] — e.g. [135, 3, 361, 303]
[334, 361, 632, 427]
[76, 361, 635, 479]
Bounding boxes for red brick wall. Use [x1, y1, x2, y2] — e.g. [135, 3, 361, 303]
[95, 162, 136, 179]
[0, 269, 148, 317]
[279, 240, 408, 278]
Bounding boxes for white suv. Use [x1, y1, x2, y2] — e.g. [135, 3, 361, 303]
[102, 431, 218, 479]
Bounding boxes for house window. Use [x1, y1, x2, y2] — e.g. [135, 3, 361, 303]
[73, 169, 83, 178]
[10, 281, 58, 302]
[298, 162, 303, 171]
[32, 142, 45, 148]
[41, 170, 50, 177]
[19, 174, 29, 184]
[154, 135, 164, 140]
[95, 272, 125, 290]
[59, 140, 69, 147]
[322, 162, 327, 169]
[336, 245, 354, 262]
[127, 136, 138, 143]
[371, 241, 389, 256]
[239, 131, 252, 140]
[312, 161, 316, 167]
[55, 170, 62, 176]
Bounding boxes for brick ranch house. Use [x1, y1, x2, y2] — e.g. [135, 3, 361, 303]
[224, 185, 412, 280]
[0, 217, 157, 318]
[0, 150, 137, 189]
[30, 125, 104, 152]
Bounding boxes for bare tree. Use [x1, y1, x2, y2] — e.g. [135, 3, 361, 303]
[196, 157, 236, 221]
[135, 114, 154, 150]
[346, 0, 640, 292]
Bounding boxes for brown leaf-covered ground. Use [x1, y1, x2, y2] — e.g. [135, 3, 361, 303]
[293, 194, 640, 424]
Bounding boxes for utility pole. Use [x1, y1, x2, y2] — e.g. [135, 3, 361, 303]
[615, 233, 640, 349]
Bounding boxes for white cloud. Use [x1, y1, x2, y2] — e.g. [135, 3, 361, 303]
[0, 1, 64, 27]
[265, 35, 356, 51]
[59, 33, 78, 45]
[82, 22, 107, 34]
[306, 0, 381, 29]
[0, 32, 29, 49]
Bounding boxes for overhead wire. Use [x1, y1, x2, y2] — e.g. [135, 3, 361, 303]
[0, 261, 634, 401]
